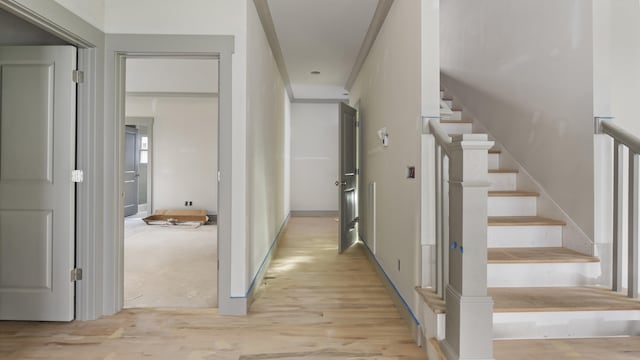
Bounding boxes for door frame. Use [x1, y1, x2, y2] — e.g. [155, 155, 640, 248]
[0, 0, 104, 320]
[125, 117, 154, 214]
[105, 34, 236, 315]
[0, 3, 242, 319]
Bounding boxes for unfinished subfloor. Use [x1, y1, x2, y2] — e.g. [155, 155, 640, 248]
[124, 215, 217, 308]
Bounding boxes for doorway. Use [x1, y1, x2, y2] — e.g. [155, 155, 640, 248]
[121, 57, 219, 308]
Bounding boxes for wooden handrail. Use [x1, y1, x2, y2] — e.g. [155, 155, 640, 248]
[600, 119, 640, 155]
[428, 118, 452, 156]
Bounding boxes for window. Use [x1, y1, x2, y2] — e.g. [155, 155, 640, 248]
[140, 136, 149, 164]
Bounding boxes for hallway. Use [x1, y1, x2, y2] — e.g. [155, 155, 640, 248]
[0, 217, 425, 359]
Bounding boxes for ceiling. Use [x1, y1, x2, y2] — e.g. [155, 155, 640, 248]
[261, 0, 391, 101]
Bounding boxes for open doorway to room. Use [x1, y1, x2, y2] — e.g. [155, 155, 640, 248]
[122, 57, 219, 309]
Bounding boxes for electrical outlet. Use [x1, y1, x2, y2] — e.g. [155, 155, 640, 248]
[189, 201, 193, 206]
[184, 201, 188, 206]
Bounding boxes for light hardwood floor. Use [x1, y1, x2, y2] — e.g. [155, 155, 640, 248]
[0, 217, 425, 359]
[494, 337, 640, 360]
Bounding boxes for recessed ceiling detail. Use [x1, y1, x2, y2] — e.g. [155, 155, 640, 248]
[264, 0, 381, 100]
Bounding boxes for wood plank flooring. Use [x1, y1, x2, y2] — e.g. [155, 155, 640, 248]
[488, 216, 566, 226]
[488, 247, 599, 263]
[0, 216, 425, 360]
[490, 286, 640, 312]
[494, 337, 640, 360]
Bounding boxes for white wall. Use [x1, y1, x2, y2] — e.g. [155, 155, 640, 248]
[126, 96, 218, 214]
[350, 0, 422, 316]
[246, 0, 288, 289]
[54, 0, 105, 30]
[609, 0, 640, 136]
[441, 0, 595, 240]
[126, 58, 219, 94]
[291, 103, 339, 212]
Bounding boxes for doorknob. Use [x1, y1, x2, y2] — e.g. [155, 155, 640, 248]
[335, 180, 346, 186]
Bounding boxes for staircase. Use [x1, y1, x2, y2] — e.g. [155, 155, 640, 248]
[417, 91, 640, 358]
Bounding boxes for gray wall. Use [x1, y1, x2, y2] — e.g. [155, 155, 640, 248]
[349, 0, 422, 315]
[0, 8, 68, 45]
[441, 0, 595, 240]
[246, 2, 289, 283]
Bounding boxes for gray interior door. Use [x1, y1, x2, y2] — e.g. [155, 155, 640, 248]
[338, 102, 358, 253]
[0, 45, 77, 321]
[124, 126, 139, 217]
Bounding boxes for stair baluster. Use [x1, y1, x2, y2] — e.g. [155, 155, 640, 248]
[597, 117, 640, 298]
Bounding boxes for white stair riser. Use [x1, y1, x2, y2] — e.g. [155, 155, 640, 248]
[488, 196, 537, 216]
[420, 305, 446, 341]
[488, 153, 500, 170]
[442, 110, 462, 121]
[493, 310, 640, 339]
[488, 225, 563, 248]
[488, 173, 517, 191]
[487, 262, 601, 287]
[439, 122, 472, 135]
[440, 90, 444, 98]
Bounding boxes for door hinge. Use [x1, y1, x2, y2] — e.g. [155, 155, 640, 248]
[72, 70, 84, 83]
[70, 268, 83, 282]
[355, 121, 360, 128]
[217, 170, 221, 183]
[72, 170, 84, 183]
[356, 168, 360, 175]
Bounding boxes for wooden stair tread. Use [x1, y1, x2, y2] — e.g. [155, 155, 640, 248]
[489, 149, 501, 154]
[488, 247, 599, 264]
[489, 169, 518, 174]
[488, 216, 566, 226]
[490, 287, 640, 312]
[440, 120, 472, 124]
[489, 191, 539, 197]
[415, 287, 446, 314]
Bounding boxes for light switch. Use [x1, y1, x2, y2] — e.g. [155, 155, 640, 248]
[407, 166, 415, 179]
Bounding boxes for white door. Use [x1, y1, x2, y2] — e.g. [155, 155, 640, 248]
[0, 46, 77, 321]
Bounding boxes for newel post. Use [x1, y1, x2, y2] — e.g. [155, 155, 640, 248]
[441, 134, 495, 360]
